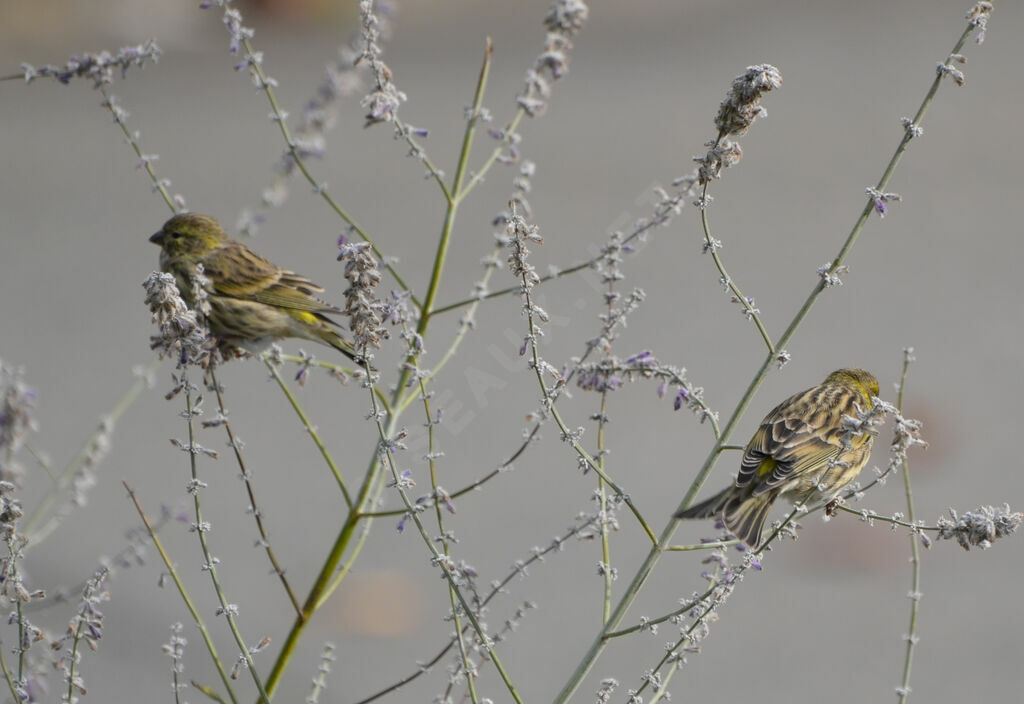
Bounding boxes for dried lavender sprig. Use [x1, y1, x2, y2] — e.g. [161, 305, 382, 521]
[616, 546, 765, 703]
[516, 0, 589, 117]
[934, 505, 1022, 550]
[505, 205, 658, 544]
[306, 642, 336, 704]
[692, 65, 782, 351]
[141, 272, 209, 367]
[163, 623, 188, 704]
[151, 305, 270, 703]
[337, 241, 386, 353]
[123, 482, 241, 704]
[833, 503, 1022, 550]
[576, 356, 720, 431]
[58, 566, 110, 702]
[357, 0, 407, 126]
[355, 0, 456, 201]
[237, 5, 393, 236]
[11, 40, 161, 88]
[365, 382, 525, 703]
[456, 0, 589, 204]
[100, 87, 186, 212]
[895, 348, 921, 704]
[205, 364, 303, 618]
[200, 0, 416, 304]
[434, 182, 690, 317]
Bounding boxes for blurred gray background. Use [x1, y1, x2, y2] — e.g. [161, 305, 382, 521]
[1, 0, 1022, 701]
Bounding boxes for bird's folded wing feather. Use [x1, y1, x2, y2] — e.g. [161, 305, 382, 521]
[203, 244, 341, 314]
[737, 388, 857, 493]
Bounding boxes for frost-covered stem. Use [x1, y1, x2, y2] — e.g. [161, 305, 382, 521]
[353, 517, 598, 704]
[509, 220, 656, 543]
[207, 365, 302, 617]
[597, 390, 613, 624]
[415, 374, 478, 703]
[698, 196, 773, 352]
[180, 380, 271, 703]
[896, 350, 921, 704]
[366, 378, 523, 704]
[123, 482, 240, 704]
[394, 116, 452, 202]
[99, 86, 180, 213]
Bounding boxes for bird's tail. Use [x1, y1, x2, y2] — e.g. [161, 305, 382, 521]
[675, 488, 732, 520]
[722, 495, 774, 549]
[676, 488, 774, 548]
[322, 329, 359, 363]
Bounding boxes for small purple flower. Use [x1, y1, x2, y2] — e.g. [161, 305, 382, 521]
[674, 387, 690, 411]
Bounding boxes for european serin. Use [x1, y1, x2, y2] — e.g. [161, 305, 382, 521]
[149, 213, 358, 361]
[676, 368, 879, 548]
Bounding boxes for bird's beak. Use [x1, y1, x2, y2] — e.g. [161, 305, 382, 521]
[149, 230, 165, 246]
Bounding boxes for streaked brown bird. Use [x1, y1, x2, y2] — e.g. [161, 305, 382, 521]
[149, 213, 358, 361]
[676, 368, 879, 548]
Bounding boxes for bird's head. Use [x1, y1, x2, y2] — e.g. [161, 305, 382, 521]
[826, 368, 879, 399]
[149, 213, 227, 258]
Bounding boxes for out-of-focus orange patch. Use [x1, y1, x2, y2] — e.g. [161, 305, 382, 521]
[334, 570, 425, 637]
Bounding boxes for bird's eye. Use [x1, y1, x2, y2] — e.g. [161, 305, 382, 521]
[170, 232, 183, 239]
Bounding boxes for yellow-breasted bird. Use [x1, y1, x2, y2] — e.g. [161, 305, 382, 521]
[676, 368, 879, 548]
[149, 213, 358, 361]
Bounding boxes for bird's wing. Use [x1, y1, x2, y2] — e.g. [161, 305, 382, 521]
[202, 243, 342, 315]
[736, 385, 864, 493]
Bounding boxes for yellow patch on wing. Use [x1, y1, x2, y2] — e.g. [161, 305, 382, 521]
[756, 457, 777, 478]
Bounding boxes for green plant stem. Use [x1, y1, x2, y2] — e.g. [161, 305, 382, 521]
[392, 38, 492, 408]
[316, 468, 387, 610]
[264, 358, 354, 508]
[453, 108, 527, 205]
[0, 639, 19, 703]
[265, 37, 496, 699]
[422, 39, 491, 319]
[262, 447, 382, 696]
